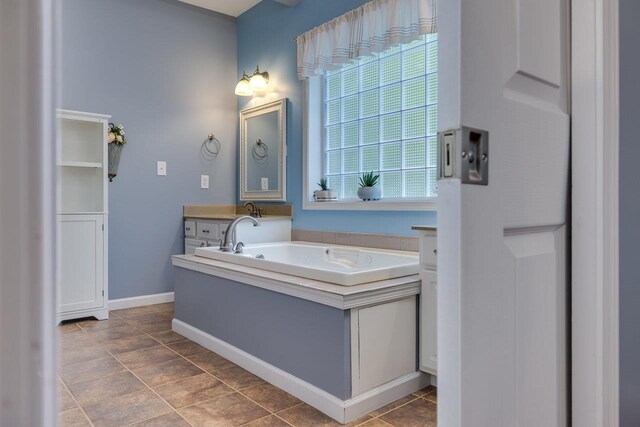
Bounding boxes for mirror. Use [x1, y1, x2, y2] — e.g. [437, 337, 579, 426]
[240, 98, 287, 201]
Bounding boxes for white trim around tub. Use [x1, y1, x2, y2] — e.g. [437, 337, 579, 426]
[172, 319, 430, 424]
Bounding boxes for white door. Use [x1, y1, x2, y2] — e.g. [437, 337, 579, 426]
[438, 0, 570, 426]
[59, 215, 104, 312]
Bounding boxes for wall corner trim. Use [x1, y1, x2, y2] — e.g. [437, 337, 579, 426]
[108, 292, 174, 310]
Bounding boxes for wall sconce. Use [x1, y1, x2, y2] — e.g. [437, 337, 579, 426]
[235, 65, 269, 96]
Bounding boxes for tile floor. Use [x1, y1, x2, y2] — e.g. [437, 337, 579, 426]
[58, 303, 437, 426]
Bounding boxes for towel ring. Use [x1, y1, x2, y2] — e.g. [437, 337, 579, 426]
[252, 139, 269, 160]
[202, 134, 221, 156]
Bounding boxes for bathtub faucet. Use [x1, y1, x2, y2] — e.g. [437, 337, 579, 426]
[220, 215, 260, 252]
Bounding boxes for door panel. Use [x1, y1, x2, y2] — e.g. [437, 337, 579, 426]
[438, 0, 570, 425]
[59, 215, 104, 312]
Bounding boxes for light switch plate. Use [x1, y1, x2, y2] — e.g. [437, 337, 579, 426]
[261, 177, 269, 190]
[201, 175, 209, 189]
[157, 161, 167, 176]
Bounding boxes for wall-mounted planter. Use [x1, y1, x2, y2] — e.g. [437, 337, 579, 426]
[357, 186, 381, 201]
[108, 143, 123, 182]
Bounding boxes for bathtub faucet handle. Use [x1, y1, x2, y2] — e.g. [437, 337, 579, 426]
[234, 242, 245, 254]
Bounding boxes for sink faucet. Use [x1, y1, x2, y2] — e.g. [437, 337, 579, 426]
[220, 215, 260, 252]
[243, 201, 263, 218]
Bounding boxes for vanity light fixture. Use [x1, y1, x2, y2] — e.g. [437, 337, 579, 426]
[249, 65, 269, 91]
[234, 71, 253, 96]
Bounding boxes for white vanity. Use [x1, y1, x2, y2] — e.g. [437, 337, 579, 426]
[182, 204, 292, 254]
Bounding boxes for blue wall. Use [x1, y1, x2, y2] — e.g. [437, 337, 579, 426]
[236, 0, 437, 236]
[619, 0, 640, 423]
[61, 0, 238, 299]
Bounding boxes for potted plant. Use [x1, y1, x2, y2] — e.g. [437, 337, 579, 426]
[107, 123, 127, 182]
[358, 171, 381, 201]
[314, 178, 338, 201]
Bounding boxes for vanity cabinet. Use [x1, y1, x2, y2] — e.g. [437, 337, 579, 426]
[184, 217, 291, 254]
[414, 227, 437, 375]
[57, 110, 109, 322]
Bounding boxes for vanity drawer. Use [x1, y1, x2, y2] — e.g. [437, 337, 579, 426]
[196, 221, 218, 239]
[184, 221, 196, 237]
[419, 236, 437, 268]
[185, 238, 206, 255]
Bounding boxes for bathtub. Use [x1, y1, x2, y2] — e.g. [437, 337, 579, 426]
[194, 242, 419, 286]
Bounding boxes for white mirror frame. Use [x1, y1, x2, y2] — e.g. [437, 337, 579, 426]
[240, 98, 287, 201]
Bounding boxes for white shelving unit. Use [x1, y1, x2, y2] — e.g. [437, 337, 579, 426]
[57, 109, 110, 322]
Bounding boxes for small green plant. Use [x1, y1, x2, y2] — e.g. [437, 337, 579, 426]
[317, 177, 330, 191]
[359, 171, 380, 187]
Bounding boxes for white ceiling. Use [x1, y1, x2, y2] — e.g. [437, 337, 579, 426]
[178, 0, 263, 17]
[178, 0, 303, 17]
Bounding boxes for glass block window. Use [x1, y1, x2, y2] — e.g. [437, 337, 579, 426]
[323, 34, 438, 199]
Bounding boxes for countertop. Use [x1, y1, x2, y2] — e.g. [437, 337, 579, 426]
[184, 204, 292, 220]
[411, 225, 437, 232]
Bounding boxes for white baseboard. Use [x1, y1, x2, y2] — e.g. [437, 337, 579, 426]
[173, 319, 430, 424]
[108, 292, 174, 310]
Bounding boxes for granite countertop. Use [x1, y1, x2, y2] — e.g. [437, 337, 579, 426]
[185, 214, 292, 221]
[184, 204, 292, 220]
[411, 225, 437, 231]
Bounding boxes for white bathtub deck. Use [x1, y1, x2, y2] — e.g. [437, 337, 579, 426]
[171, 254, 420, 309]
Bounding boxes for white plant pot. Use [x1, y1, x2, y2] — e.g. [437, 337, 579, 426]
[314, 189, 338, 200]
[357, 186, 381, 201]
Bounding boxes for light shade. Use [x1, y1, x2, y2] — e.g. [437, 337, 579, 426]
[235, 72, 253, 96]
[249, 65, 269, 91]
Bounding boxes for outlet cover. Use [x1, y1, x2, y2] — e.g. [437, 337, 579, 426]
[261, 177, 269, 190]
[157, 161, 167, 176]
[201, 175, 209, 189]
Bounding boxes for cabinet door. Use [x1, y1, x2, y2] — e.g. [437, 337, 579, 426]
[59, 215, 104, 313]
[420, 270, 437, 374]
[353, 296, 417, 395]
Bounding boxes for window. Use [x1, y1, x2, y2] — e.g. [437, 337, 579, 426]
[322, 34, 438, 201]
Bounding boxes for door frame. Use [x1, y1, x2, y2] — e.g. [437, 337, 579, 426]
[0, 0, 57, 425]
[571, 0, 619, 425]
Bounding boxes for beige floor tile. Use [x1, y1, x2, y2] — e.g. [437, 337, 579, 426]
[100, 334, 160, 355]
[154, 373, 233, 409]
[423, 389, 437, 404]
[120, 311, 172, 326]
[167, 339, 208, 356]
[213, 365, 265, 390]
[358, 418, 393, 426]
[187, 350, 235, 372]
[137, 319, 173, 333]
[245, 415, 292, 426]
[58, 322, 81, 335]
[368, 394, 418, 417]
[77, 317, 128, 331]
[178, 392, 269, 426]
[413, 385, 436, 397]
[379, 398, 437, 427]
[278, 403, 344, 426]
[242, 382, 301, 413]
[87, 325, 144, 343]
[58, 408, 91, 427]
[60, 343, 110, 367]
[116, 345, 181, 370]
[129, 411, 191, 426]
[149, 330, 187, 345]
[132, 357, 204, 387]
[60, 355, 126, 386]
[67, 371, 146, 406]
[112, 306, 161, 319]
[58, 380, 77, 412]
[83, 389, 172, 427]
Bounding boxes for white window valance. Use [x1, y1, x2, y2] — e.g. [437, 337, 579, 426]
[295, 0, 437, 80]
